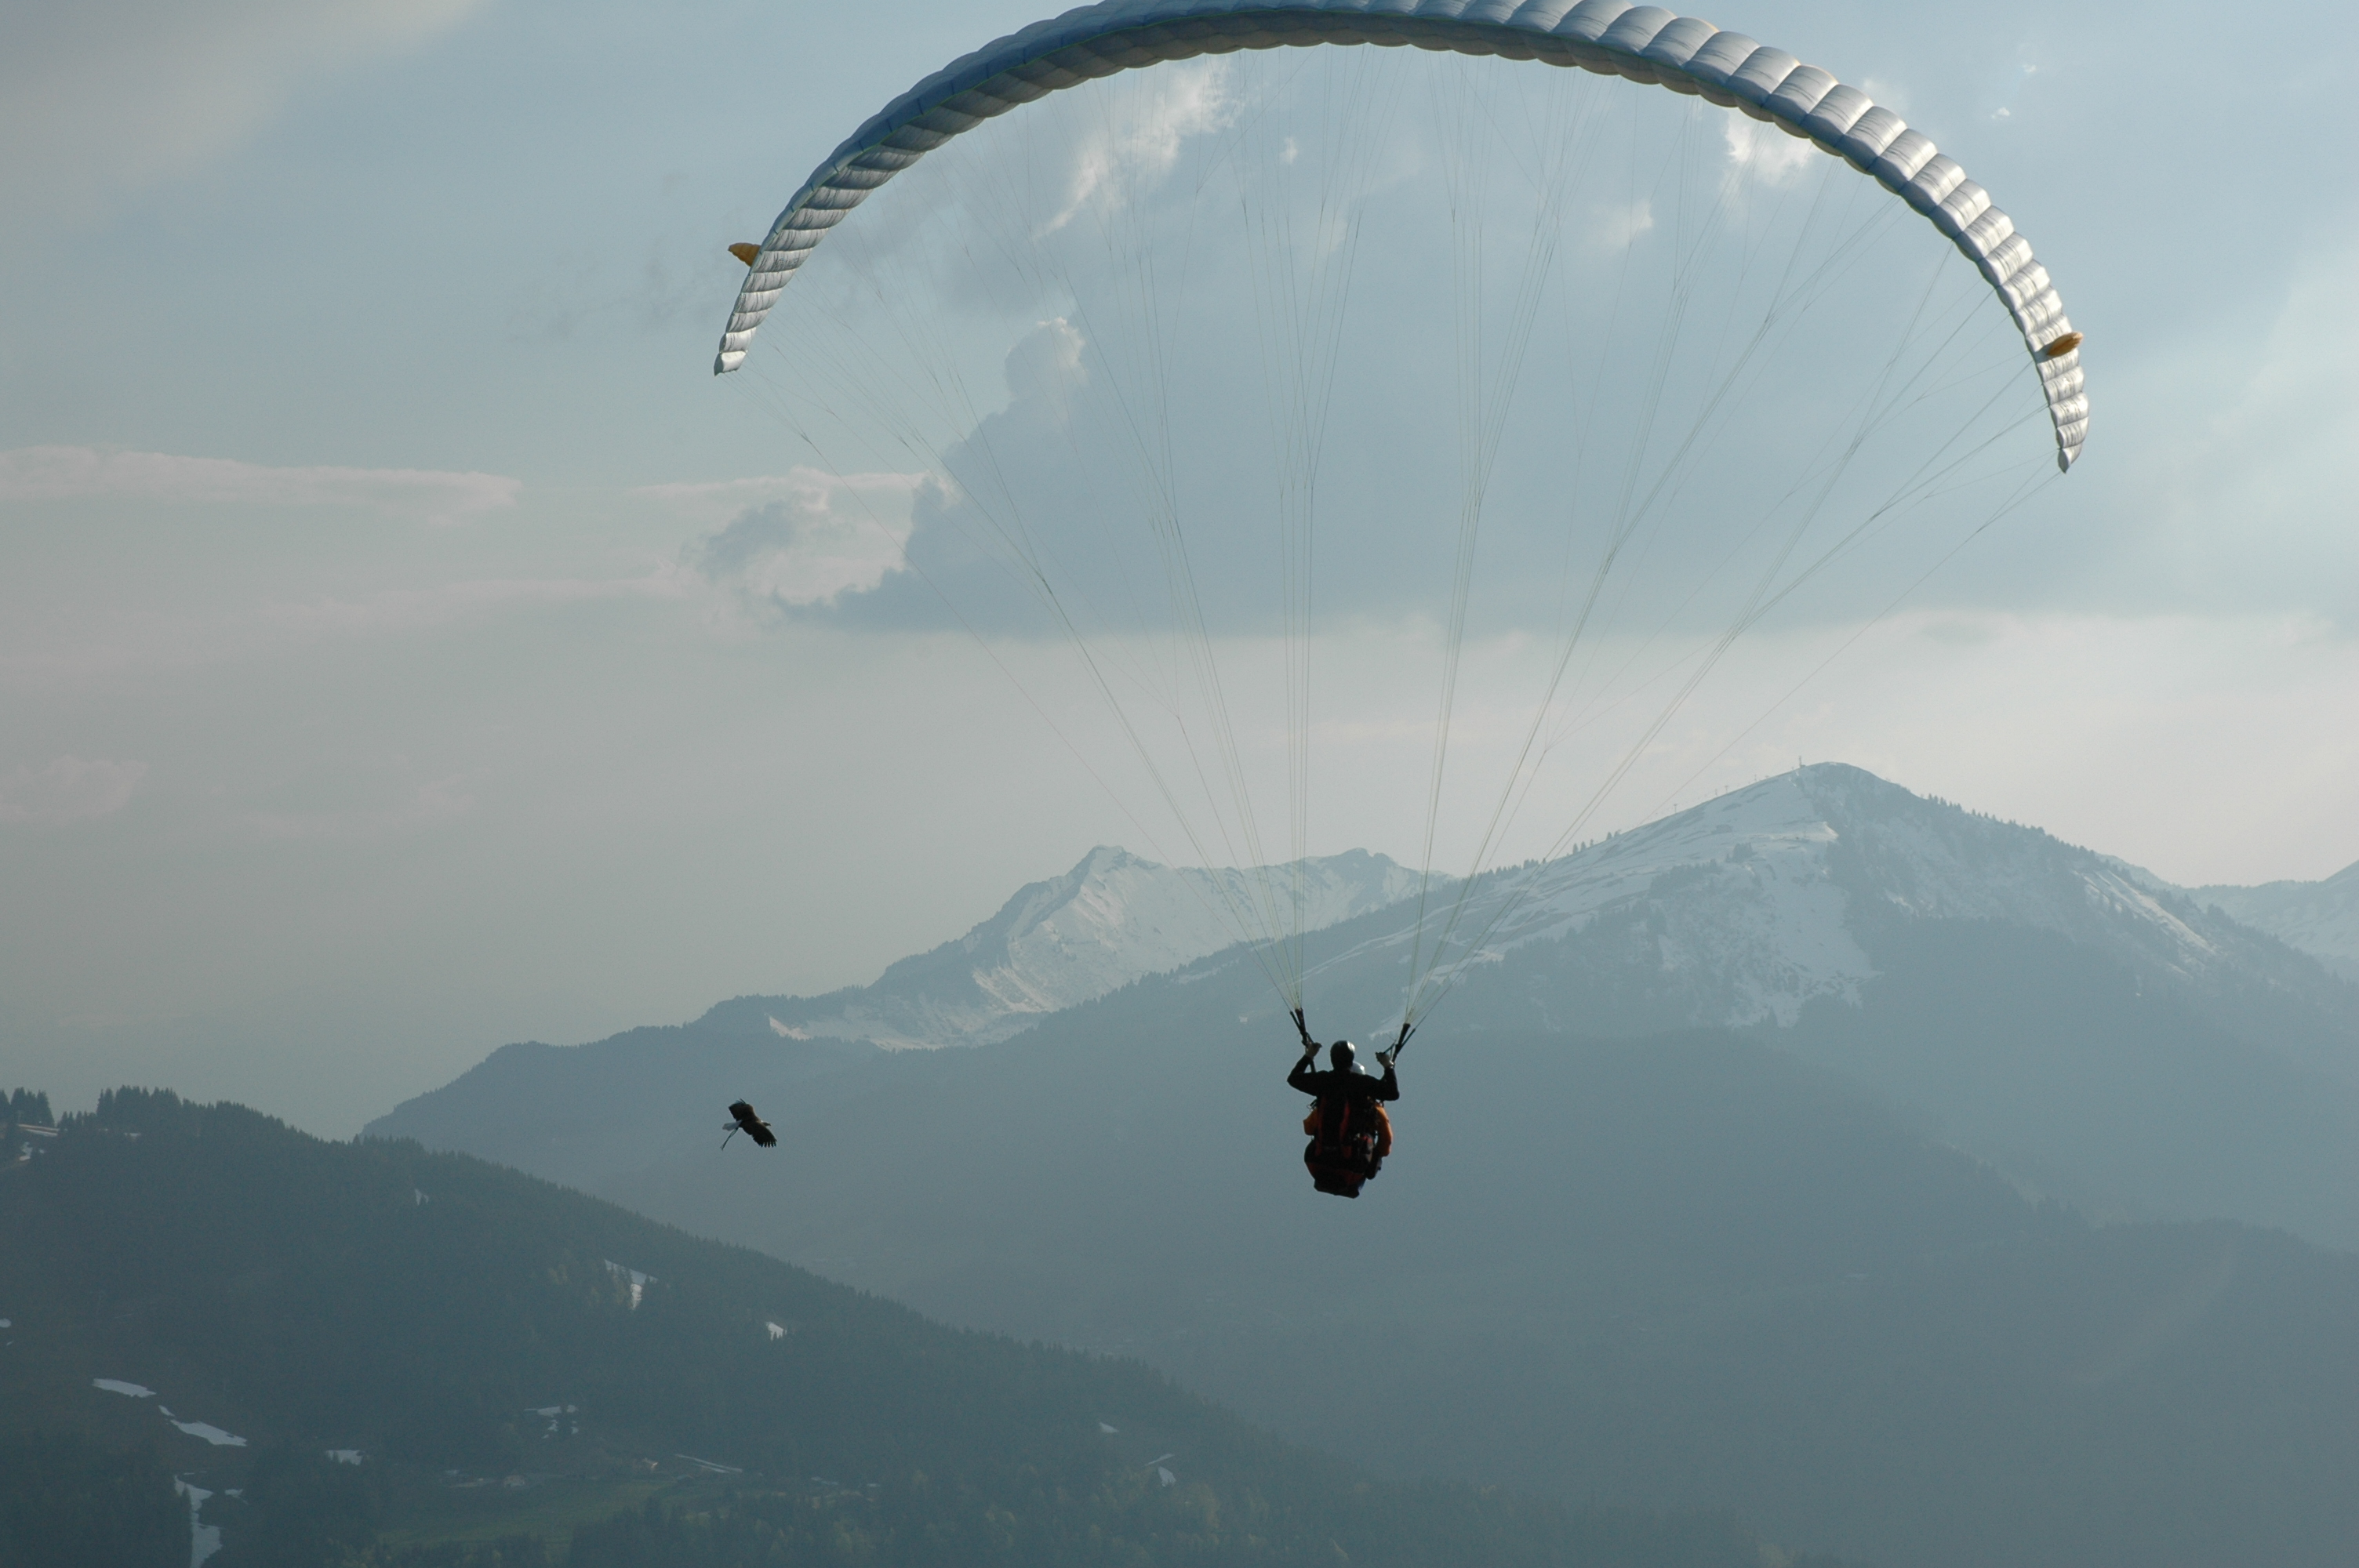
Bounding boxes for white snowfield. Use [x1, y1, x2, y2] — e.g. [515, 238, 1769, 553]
[780, 846, 1419, 1049]
[2197, 862, 2359, 981]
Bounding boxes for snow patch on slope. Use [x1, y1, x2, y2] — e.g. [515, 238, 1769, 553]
[605, 1261, 653, 1308]
[177, 1478, 223, 1568]
[169, 1419, 247, 1447]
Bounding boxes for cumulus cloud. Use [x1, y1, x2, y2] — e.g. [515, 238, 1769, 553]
[0, 0, 485, 232]
[1043, 60, 1240, 234]
[0, 447, 519, 525]
[1587, 198, 1655, 251]
[1721, 114, 1816, 187]
[660, 469, 926, 610]
[0, 757, 147, 826]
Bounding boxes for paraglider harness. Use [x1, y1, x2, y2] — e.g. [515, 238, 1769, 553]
[1303, 1095, 1392, 1197]
[1296, 1011, 1408, 1200]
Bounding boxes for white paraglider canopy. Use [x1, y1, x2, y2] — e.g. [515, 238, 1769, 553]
[715, 0, 2084, 472]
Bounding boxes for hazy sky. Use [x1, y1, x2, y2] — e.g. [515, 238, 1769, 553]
[4, 0, 2354, 1135]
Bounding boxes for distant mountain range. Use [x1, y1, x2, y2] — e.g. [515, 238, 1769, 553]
[375, 764, 2359, 1238]
[365, 763, 2359, 1566]
[767, 766, 2359, 1047]
[387, 763, 2359, 1071]
[2197, 859, 2359, 980]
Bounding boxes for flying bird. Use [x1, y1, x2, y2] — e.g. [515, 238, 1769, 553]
[722, 1100, 776, 1149]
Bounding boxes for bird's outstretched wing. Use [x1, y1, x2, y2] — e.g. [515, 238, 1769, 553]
[726, 1100, 778, 1148]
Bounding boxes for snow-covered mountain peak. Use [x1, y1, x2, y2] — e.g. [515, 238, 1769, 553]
[1783, 766, 2247, 987]
[1311, 769, 1867, 1028]
[766, 846, 1420, 1049]
[1317, 764, 2295, 1033]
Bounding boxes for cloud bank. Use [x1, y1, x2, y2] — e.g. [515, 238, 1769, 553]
[1, 447, 520, 526]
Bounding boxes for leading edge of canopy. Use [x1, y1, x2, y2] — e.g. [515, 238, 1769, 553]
[714, 0, 2085, 471]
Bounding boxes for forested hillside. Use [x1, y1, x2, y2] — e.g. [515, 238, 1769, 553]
[0, 1088, 1830, 1567]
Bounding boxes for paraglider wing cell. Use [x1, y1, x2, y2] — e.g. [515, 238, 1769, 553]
[713, 0, 2084, 469]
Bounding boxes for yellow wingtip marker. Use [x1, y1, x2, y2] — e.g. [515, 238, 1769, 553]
[729, 242, 761, 267]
